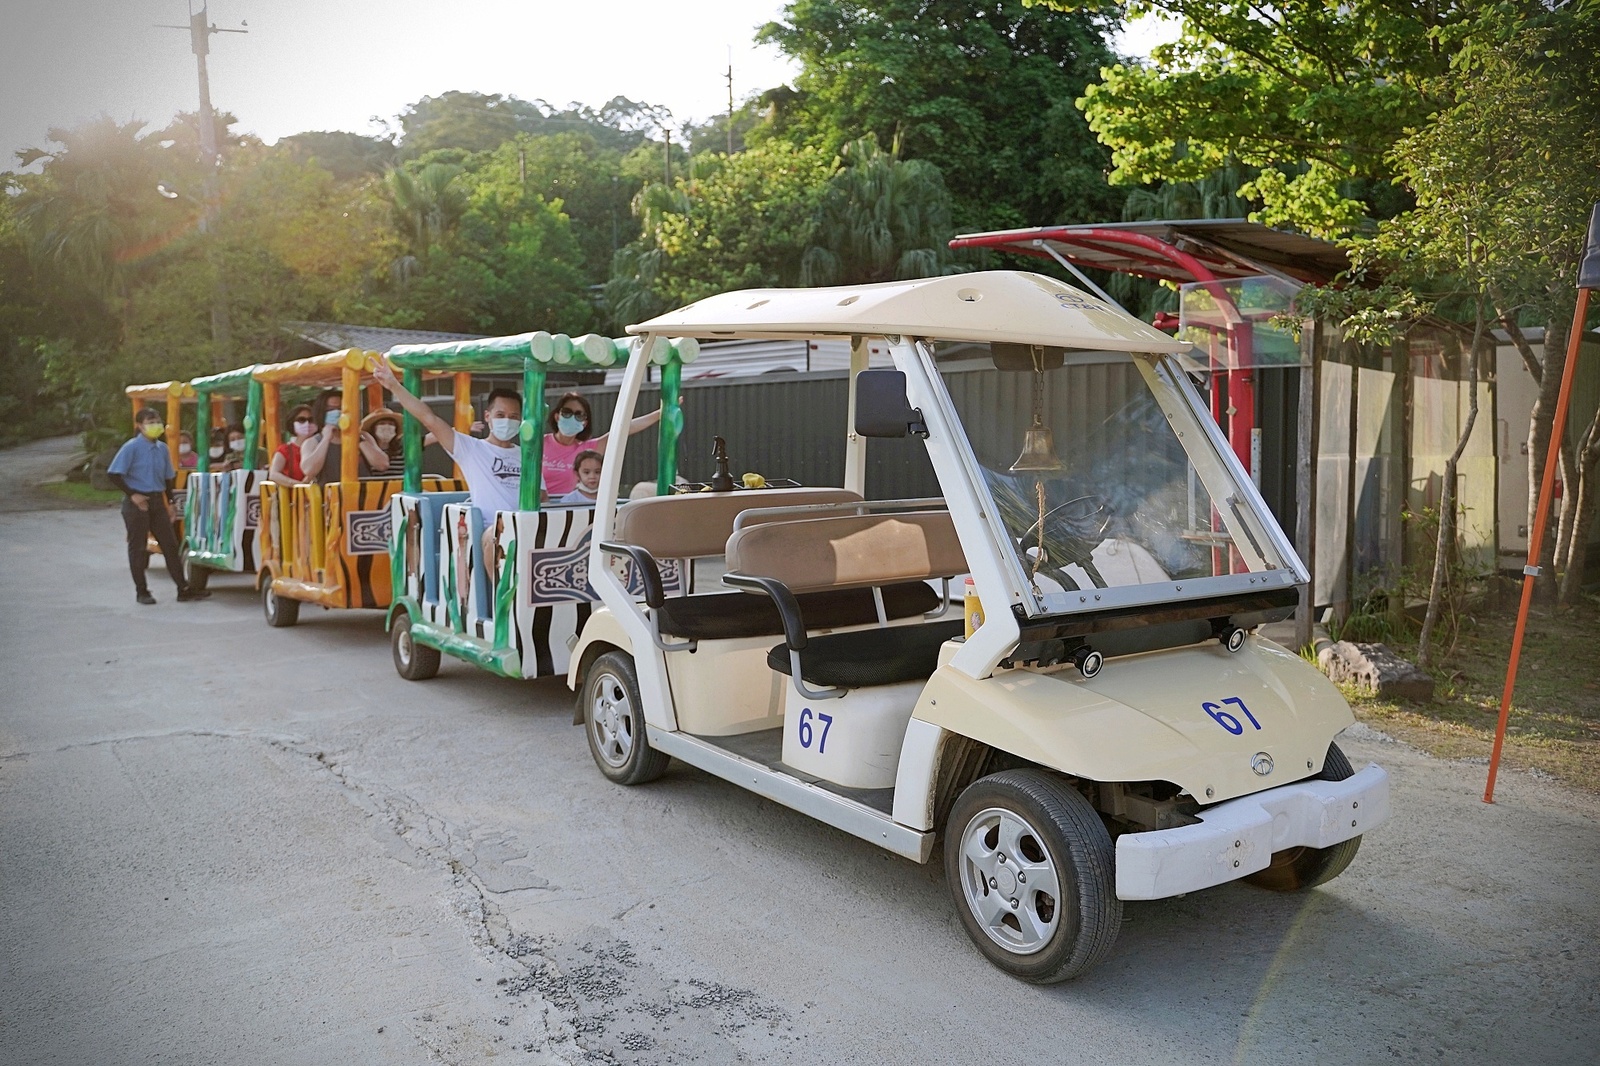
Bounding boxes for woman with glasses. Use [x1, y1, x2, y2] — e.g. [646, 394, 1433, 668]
[541, 392, 663, 499]
[268, 405, 318, 487]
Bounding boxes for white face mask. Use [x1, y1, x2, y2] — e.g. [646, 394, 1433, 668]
[229, 439, 245, 453]
[489, 417, 520, 442]
[374, 426, 397, 445]
[209, 445, 225, 459]
[179, 443, 192, 455]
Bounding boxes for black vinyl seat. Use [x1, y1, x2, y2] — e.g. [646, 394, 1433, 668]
[767, 619, 965, 688]
[657, 581, 939, 641]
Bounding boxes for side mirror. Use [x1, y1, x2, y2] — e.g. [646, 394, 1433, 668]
[855, 370, 928, 438]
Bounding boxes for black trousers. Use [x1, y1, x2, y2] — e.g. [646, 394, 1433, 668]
[122, 495, 186, 593]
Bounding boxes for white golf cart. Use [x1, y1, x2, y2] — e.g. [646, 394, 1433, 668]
[569, 271, 1389, 982]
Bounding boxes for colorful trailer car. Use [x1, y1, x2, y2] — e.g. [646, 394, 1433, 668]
[383, 330, 698, 682]
[179, 364, 266, 590]
[254, 348, 463, 627]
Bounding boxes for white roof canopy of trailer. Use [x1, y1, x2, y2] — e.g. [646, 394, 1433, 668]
[628, 270, 1189, 353]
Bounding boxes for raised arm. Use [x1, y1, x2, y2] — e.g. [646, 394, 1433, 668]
[370, 357, 455, 453]
[592, 403, 665, 451]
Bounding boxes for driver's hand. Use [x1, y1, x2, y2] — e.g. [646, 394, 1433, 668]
[130, 492, 148, 511]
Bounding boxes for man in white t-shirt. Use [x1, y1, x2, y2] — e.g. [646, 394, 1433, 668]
[372, 358, 536, 583]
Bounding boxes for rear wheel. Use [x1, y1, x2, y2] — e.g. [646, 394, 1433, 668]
[582, 651, 669, 785]
[391, 613, 441, 681]
[945, 769, 1121, 983]
[1244, 742, 1362, 891]
[182, 555, 210, 592]
[262, 580, 299, 628]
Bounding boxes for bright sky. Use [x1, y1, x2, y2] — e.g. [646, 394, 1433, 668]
[1, 1, 1178, 170]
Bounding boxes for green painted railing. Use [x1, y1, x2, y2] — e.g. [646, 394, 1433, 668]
[189, 365, 264, 472]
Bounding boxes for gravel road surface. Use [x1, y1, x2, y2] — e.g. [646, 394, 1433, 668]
[1, 442, 1596, 1065]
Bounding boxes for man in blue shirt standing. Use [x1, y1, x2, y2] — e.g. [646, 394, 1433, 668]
[107, 407, 209, 605]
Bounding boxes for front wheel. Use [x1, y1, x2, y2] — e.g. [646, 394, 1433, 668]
[391, 613, 441, 681]
[582, 651, 669, 785]
[945, 769, 1121, 983]
[262, 580, 299, 628]
[1244, 742, 1362, 891]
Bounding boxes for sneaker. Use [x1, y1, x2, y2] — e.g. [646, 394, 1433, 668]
[136, 590, 156, 605]
[176, 587, 211, 602]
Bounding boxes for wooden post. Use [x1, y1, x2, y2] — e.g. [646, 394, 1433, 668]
[453, 371, 473, 482]
[1294, 317, 1320, 650]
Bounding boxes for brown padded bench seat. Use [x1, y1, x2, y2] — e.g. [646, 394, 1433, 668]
[723, 511, 968, 690]
[612, 487, 864, 561]
[605, 486, 938, 643]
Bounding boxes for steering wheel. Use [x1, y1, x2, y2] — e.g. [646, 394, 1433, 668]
[1017, 494, 1112, 591]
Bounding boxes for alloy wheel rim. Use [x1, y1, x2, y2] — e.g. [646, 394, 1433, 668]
[589, 672, 634, 768]
[957, 806, 1063, 955]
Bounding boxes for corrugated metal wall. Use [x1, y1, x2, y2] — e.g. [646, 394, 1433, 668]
[565, 360, 1167, 506]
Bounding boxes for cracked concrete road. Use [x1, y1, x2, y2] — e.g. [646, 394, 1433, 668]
[2, 448, 1598, 1065]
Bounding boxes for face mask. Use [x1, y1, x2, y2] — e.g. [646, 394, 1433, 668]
[557, 413, 585, 437]
[209, 446, 225, 459]
[374, 426, 396, 445]
[489, 418, 521, 442]
[229, 439, 245, 453]
[324, 410, 341, 427]
[293, 419, 315, 438]
[142, 422, 164, 439]
[179, 443, 192, 455]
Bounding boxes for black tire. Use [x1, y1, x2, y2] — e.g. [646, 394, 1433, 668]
[262, 579, 299, 628]
[391, 613, 441, 681]
[182, 555, 210, 592]
[944, 769, 1121, 983]
[1244, 742, 1362, 891]
[581, 651, 669, 785]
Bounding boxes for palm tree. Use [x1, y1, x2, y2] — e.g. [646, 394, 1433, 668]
[12, 117, 174, 302]
[386, 162, 467, 263]
[800, 136, 964, 287]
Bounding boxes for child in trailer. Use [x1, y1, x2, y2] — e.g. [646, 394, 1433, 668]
[106, 407, 210, 605]
[556, 450, 603, 506]
[178, 431, 197, 469]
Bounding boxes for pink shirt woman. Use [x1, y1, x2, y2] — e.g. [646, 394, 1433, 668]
[541, 391, 663, 498]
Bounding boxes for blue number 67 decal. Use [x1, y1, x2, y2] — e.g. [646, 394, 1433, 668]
[1203, 697, 1262, 735]
[797, 707, 834, 752]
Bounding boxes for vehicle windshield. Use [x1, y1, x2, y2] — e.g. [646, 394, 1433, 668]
[923, 340, 1294, 616]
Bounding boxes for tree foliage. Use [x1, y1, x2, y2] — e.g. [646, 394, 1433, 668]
[758, 0, 1120, 230]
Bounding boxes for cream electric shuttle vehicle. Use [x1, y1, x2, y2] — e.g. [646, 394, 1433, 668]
[570, 271, 1390, 982]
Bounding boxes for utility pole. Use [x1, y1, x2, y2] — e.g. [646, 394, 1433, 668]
[664, 128, 672, 186]
[159, 4, 246, 369]
[726, 49, 735, 155]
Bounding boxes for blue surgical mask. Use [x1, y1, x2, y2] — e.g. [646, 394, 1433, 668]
[489, 418, 520, 442]
[324, 410, 340, 426]
[557, 413, 585, 437]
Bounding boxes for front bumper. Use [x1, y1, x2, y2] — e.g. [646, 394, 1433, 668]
[1114, 765, 1390, 900]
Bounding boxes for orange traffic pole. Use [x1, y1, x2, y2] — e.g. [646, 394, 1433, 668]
[1485, 203, 1600, 802]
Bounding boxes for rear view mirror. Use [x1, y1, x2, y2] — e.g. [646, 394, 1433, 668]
[855, 370, 927, 438]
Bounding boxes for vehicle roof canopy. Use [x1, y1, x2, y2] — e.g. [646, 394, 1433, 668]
[190, 365, 261, 395]
[253, 348, 382, 387]
[125, 381, 194, 402]
[627, 270, 1189, 353]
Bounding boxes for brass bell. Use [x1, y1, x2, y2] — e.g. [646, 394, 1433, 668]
[1011, 422, 1064, 473]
